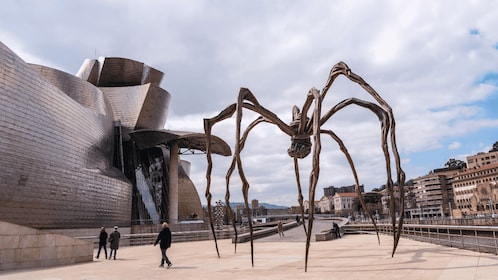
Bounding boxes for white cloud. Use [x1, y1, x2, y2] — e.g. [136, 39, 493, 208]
[448, 141, 461, 150]
[1, 0, 498, 206]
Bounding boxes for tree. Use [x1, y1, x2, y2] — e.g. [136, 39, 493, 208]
[445, 158, 467, 170]
[352, 192, 383, 215]
[490, 141, 498, 152]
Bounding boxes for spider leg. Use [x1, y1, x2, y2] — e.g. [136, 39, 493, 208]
[237, 88, 294, 136]
[234, 89, 257, 267]
[324, 62, 406, 255]
[292, 156, 308, 234]
[206, 88, 293, 267]
[225, 116, 266, 253]
[300, 61, 351, 131]
[295, 87, 320, 134]
[320, 129, 381, 244]
[320, 97, 404, 256]
[235, 88, 295, 266]
[304, 88, 322, 272]
[234, 89, 291, 267]
[204, 104, 237, 258]
[290, 91, 316, 235]
[321, 61, 406, 187]
[317, 61, 406, 255]
[204, 106, 266, 258]
[224, 157, 237, 250]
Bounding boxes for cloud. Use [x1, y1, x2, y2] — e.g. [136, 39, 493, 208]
[1, 0, 498, 206]
[448, 142, 461, 150]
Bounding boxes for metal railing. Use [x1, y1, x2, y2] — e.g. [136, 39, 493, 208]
[343, 223, 498, 255]
[78, 229, 238, 248]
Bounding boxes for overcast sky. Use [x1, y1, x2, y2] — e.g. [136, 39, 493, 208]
[2, 0, 498, 207]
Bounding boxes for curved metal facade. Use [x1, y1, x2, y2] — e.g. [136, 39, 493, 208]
[0, 42, 223, 229]
[0, 42, 131, 229]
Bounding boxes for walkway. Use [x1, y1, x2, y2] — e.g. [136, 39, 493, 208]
[1, 220, 497, 280]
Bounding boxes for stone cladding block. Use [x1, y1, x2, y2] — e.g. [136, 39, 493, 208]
[0, 221, 93, 271]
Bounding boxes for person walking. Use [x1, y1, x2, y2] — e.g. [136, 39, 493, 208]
[277, 220, 284, 237]
[96, 227, 108, 259]
[108, 226, 121, 260]
[333, 222, 341, 238]
[154, 222, 172, 268]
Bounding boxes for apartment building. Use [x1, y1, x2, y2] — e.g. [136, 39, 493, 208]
[467, 151, 498, 169]
[318, 195, 335, 213]
[452, 162, 498, 217]
[333, 192, 358, 216]
[410, 168, 458, 219]
[379, 186, 402, 217]
[323, 185, 364, 196]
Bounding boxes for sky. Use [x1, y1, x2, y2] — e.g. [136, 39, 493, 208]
[1, 0, 498, 207]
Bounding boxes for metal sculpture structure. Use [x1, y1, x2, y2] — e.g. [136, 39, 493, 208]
[204, 61, 406, 271]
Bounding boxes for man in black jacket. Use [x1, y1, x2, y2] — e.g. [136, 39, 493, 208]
[96, 227, 108, 259]
[154, 222, 172, 268]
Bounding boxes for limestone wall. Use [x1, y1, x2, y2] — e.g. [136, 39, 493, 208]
[0, 221, 93, 271]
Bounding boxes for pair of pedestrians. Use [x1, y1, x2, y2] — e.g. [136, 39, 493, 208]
[96, 226, 121, 260]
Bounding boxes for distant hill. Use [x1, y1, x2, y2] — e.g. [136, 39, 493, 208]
[204, 202, 289, 209]
[252, 202, 289, 209]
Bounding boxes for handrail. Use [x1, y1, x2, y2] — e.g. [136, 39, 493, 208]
[77, 229, 237, 247]
[343, 223, 498, 255]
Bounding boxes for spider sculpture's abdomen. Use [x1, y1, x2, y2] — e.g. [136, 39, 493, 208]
[287, 136, 312, 158]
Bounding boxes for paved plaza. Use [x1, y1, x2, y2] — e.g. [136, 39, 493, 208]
[1, 220, 497, 280]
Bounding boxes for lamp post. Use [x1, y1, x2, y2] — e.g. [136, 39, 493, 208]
[489, 197, 495, 217]
[448, 202, 453, 219]
[490, 181, 496, 218]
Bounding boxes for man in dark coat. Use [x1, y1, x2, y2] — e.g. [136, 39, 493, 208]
[96, 227, 108, 259]
[333, 222, 341, 238]
[108, 226, 121, 260]
[154, 222, 172, 268]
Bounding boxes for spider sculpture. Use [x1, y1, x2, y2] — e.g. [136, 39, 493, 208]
[204, 61, 406, 272]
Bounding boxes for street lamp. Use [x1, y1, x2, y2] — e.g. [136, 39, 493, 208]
[448, 202, 453, 219]
[489, 197, 495, 217]
[491, 181, 496, 218]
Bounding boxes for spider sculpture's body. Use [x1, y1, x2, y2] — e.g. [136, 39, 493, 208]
[204, 61, 406, 272]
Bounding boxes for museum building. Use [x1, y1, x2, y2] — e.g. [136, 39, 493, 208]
[0, 41, 230, 233]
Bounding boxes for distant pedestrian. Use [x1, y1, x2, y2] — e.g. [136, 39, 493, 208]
[332, 222, 341, 238]
[154, 222, 173, 269]
[277, 220, 284, 237]
[96, 227, 108, 259]
[108, 226, 121, 259]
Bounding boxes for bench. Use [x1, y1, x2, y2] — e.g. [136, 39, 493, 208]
[315, 229, 338, 241]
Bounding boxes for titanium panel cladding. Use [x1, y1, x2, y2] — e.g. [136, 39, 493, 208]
[0, 42, 132, 229]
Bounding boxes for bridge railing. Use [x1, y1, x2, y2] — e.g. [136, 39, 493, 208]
[342, 223, 498, 255]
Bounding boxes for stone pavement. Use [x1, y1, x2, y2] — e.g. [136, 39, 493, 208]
[1, 220, 497, 280]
